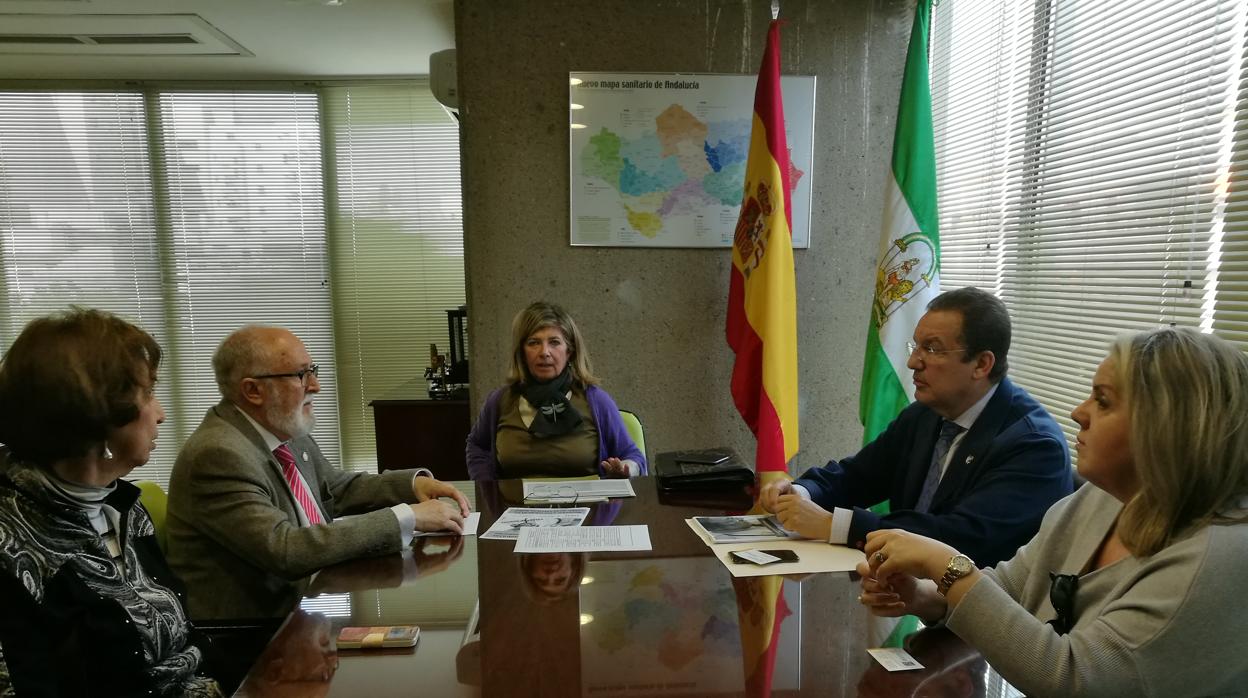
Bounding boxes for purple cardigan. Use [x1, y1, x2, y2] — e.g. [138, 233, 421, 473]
[465, 384, 647, 480]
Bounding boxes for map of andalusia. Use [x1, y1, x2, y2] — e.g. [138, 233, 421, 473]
[581, 105, 752, 238]
[570, 73, 816, 248]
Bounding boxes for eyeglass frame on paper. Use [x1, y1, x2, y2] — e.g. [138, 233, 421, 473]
[522, 485, 602, 506]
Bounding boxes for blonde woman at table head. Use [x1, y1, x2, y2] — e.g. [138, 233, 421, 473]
[0, 308, 222, 696]
[857, 326, 1248, 697]
[465, 301, 646, 480]
[518, 552, 588, 604]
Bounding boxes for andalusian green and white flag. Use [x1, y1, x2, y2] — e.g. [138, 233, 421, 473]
[859, 0, 939, 443]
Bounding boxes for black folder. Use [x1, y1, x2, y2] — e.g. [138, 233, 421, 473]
[655, 448, 755, 491]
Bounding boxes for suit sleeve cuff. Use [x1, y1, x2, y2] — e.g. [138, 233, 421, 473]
[390, 503, 416, 547]
[410, 468, 433, 484]
[829, 507, 853, 545]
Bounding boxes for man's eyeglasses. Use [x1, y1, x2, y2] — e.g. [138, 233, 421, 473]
[906, 341, 967, 361]
[252, 364, 320, 386]
[1047, 572, 1079, 635]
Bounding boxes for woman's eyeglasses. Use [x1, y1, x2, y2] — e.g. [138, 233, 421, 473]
[523, 485, 585, 506]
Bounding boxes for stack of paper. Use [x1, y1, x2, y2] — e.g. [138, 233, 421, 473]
[520, 479, 636, 503]
[480, 507, 590, 540]
[480, 507, 653, 552]
[685, 515, 865, 577]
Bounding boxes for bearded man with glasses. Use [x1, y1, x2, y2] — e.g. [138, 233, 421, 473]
[761, 287, 1073, 566]
[167, 325, 471, 620]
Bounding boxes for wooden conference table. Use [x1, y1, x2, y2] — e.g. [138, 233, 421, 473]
[234, 478, 1020, 697]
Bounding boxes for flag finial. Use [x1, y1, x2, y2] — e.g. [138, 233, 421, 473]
[770, 0, 780, 20]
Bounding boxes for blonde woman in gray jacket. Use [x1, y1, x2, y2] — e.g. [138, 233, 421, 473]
[858, 326, 1248, 697]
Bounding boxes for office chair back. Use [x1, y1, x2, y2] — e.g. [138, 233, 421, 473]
[618, 409, 646, 465]
[135, 480, 169, 553]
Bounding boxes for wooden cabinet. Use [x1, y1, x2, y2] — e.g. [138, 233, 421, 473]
[370, 379, 471, 480]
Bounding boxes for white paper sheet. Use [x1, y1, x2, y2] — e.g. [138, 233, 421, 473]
[521, 479, 636, 503]
[412, 511, 480, 538]
[480, 507, 591, 540]
[513, 525, 652, 553]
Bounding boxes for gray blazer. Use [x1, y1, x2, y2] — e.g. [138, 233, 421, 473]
[166, 400, 421, 620]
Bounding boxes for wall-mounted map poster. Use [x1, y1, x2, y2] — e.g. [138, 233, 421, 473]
[570, 72, 816, 249]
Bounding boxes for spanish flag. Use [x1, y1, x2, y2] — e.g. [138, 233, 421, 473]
[732, 469, 793, 698]
[733, 574, 791, 698]
[727, 20, 799, 474]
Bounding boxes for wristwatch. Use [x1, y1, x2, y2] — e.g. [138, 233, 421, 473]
[936, 554, 975, 596]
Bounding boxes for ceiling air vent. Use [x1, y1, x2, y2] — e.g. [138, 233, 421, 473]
[0, 14, 249, 56]
[88, 35, 199, 45]
[0, 34, 200, 46]
[0, 35, 83, 44]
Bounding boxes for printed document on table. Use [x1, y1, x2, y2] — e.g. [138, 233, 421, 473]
[688, 514, 801, 544]
[480, 507, 591, 541]
[413, 511, 480, 538]
[521, 479, 636, 502]
[513, 525, 652, 553]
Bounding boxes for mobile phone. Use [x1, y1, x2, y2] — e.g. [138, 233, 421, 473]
[337, 625, 420, 649]
[729, 549, 800, 565]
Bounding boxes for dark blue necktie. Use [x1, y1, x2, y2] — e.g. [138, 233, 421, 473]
[916, 420, 963, 513]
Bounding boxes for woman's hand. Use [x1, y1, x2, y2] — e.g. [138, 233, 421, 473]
[863, 529, 958, 582]
[600, 457, 635, 478]
[861, 529, 975, 623]
[856, 561, 947, 623]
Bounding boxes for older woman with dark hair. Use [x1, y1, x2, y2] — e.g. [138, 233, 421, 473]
[858, 327, 1248, 696]
[466, 301, 645, 480]
[0, 309, 221, 697]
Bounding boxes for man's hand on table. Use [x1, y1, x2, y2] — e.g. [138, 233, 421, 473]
[410, 499, 464, 534]
[413, 474, 472, 516]
[773, 494, 834, 542]
[759, 478, 795, 513]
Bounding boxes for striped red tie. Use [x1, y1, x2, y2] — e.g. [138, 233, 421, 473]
[274, 443, 325, 525]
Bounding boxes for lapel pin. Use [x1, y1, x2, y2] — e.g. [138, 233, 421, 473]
[965, 455, 974, 464]
[302, 451, 309, 462]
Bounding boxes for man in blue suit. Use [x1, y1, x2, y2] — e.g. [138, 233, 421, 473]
[761, 287, 1072, 566]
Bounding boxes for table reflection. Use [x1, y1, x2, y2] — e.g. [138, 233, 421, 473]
[856, 628, 990, 698]
[234, 478, 1019, 697]
[237, 610, 338, 698]
[519, 553, 589, 603]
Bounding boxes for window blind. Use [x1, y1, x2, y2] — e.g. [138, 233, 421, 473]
[932, 0, 1247, 449]
[0, 91, 182, 480]
[0, 84, 466, 486]
[152, 90, 342, 466]
[321, 82, 465, 473]
[1218, 23, 1248, 347]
